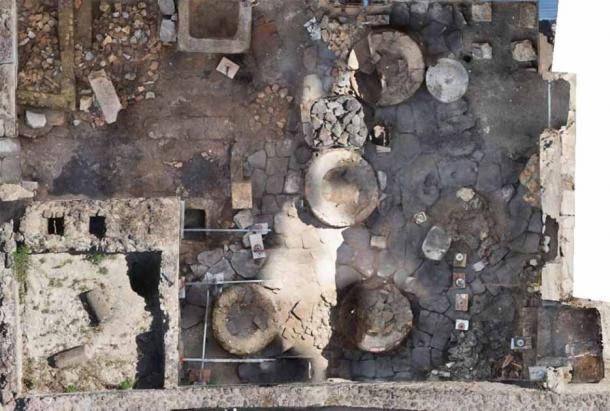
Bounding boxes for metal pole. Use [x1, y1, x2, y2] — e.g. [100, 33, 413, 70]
[184, 358, 277, 364]
[547, 80, 552, 129]
[185, 279, 268, 286]
[200, 288, 211, 371]
[182, 228, 254, 233]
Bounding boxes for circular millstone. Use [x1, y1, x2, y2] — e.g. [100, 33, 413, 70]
[426, 58, 469, 103]
[305, 149, 379, 228]
[351, 30, 425, 106]
[212, 284, 278, 356]
[339, 277, 413, 352]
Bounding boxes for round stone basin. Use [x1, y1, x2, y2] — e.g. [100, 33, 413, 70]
[339, 277, 413, 352]
[212, 284, 278, 356]
[426, 58, 469, 103]
[305, 149, 379, 228]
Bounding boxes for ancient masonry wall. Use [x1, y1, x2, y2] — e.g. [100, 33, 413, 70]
[538, 74, 610, 388]
[16, 381, 610, 411]
[0, 198, 182, 407]
[0, 0, 16, 138]
[0, 221, 20, 407]
[0, 0, 21, 188]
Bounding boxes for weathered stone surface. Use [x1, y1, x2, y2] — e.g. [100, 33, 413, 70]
[197, 249, 224, 268]
[234, 209, 254, 229]
[411, 347, 431, 370]
[158, 0, 176, 15]
[438, 158, 478, 189]
[230, 250, 262, 279]
[352, 359, 376, 379]
[52, 346, 89, 369]
[25, 111, 47, 129]
[422, 226, 451, 261]
[265, 157, 289, 176]
[426, 59, 469, 103]
[336, 265, 362, 290]
[181, 304, 204, 329]
[472, 3, 492, 22]
[512, 40, 537, 62]
[265, 175, 284, 194]
[0, 183, 33, 201]
[472, 43, 493, 60]
[88, 70, 122, 124]
[160, 19, 177, 43]
[248, 150, 267, 170]
[283, 170, 302, 194]
[419, 295, 450, 314]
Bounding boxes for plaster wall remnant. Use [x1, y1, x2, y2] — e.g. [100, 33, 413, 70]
[4, 198, 182, 397]
[540, 124, 575, 301]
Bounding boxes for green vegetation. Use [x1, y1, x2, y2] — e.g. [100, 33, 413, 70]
[65, 384, 78, 393]
[13, 244, 30, 285]
[118, 378, 134, 390]
[86, 251, 106, 266]
[98, 266, 109, 275]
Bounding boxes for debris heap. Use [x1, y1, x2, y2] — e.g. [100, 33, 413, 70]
[248, 84, 293, 139]
[74, 1, 161, 125]
[308, 96, 368, 148]
[17, 2, 61, 93]
[319, 15, 364, 60]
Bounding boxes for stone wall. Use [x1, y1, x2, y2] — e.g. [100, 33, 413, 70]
[0, 198, 182, 407]
[16, 380, 610, 411]
[0, 0, 17, 138]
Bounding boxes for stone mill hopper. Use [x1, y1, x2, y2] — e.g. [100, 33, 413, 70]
[304, 148, 379, 228]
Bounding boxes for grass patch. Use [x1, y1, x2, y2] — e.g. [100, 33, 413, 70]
[64, 384, 78, 393]
[86, 251, 106, 266]
[98, 266, 109, 275]
[13, 244, 30, 285]
[117, 378, 134, 390]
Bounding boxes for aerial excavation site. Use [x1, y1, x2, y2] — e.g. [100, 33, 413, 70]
[0, 0, 608, 410]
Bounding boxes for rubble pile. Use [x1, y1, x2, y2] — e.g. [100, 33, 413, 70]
[17, 1, 61, 93]
[74, 1, 161, 125]
[319, 15, 364, 60]
[248, 84, 293, 139]
[308, 96, 368, 148]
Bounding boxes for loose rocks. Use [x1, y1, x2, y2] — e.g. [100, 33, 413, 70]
[308, 96, 368, 148]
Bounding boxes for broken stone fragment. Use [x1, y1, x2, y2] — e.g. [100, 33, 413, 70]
[88, 69, 122, 124]
[456, 187, 475, 202]
[233, 209, 254, 229]
[0, 184, 34, 202]
[472, 43, 492, 60]
[512, 40, 537, 62]
[85, 288, 113, 323]
[25, 111, 47, 129]
[370, 235, 387, 249]
[471, 3, 492, 22]
[51, 345, 89, 369]
[422, 226, 452, 261]
[80, 95, 93, 112]
[160, 18, 177, 42]
[158, 0, 175, 15]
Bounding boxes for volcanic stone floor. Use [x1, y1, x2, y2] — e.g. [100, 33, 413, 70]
[15, 1, 573, 384]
